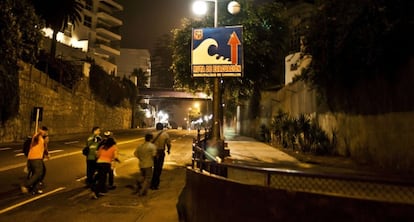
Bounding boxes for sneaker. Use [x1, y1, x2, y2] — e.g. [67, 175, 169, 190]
[90, 193, 98, 199]
[20, 185, 29, 194]
[32, 189, 43, 195]
[107, 185, 116, 190]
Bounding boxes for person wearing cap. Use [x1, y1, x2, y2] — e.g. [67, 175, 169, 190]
[84, 126, 102, 188]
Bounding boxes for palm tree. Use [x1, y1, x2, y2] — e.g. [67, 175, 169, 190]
[33, 0, 82, 57]
[132, 68, 149, 89]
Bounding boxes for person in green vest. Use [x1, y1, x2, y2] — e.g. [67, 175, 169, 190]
[84, 126, 102, 187]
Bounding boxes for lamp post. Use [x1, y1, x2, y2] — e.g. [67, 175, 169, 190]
[193, 0, 240, 147]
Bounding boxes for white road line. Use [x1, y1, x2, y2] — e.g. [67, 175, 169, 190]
[76, 176, 86, 182]
[48, 150, 64, 154]
[117, 138, 143, 145]
[1, 138, 143, 172]
[64, 141, 79, 144]
[0, 148, 12, 151]
[0, 187, 66, 215]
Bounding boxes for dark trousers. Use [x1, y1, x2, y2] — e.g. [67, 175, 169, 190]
[86, 159, 97, 186]
[108, 168, 114, 186]
[151, 152, 165, 189]
[27, 161, 46, 182]
[25, 159, 44, 190]
[94, 162, 111, 195]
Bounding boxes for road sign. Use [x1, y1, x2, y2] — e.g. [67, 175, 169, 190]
[191, 26, 243, 77]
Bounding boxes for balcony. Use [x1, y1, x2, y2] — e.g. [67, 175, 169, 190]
[99, 0, 123, 11]
[95, 43, 120, 56]
[96, 27, 121, 41]
[97, 11, 122, 27]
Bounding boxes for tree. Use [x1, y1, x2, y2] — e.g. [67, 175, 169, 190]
[0, 0, 43, 123]
[171, 0, 288, 117]
[33, 0, 82, 57]
[132, 68, 149, 89]
[303, 0, 414, 114]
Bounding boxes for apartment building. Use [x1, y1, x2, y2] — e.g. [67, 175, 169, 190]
[42, 0, 123, 75]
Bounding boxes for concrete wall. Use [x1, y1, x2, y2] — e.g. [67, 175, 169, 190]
[0, 62, 131, 143]
[318, 112, 414, 169]
[178, 168, 414, 222]
[239, 80, 414, 171]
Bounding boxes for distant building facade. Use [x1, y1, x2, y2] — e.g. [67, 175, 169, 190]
[118, 48, 151, 87]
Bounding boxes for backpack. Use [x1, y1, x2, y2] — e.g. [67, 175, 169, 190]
[23, 137, 32, 156]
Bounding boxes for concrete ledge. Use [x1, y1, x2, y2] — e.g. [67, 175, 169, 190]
[177, 168, 414, 222]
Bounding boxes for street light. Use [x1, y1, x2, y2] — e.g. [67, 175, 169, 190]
[192, 0, 240, 148]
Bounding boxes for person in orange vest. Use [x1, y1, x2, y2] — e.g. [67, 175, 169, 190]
[21, 126, 49, 194]
[91, 137, 119, 199]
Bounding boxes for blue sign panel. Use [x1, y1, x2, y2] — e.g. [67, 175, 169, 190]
[192, 26, 243, 77]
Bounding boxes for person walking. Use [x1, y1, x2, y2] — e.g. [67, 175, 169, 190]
[134, 133, 156, 196]
[91, 137, 119, 199]
[21, 126, 49, 194]
[150, 123, 171, 190]
[84, 126, 102, 188]
[99, 131, 117, 190]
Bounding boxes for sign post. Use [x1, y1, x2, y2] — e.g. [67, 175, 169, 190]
[191, 26, 243, 157]
[191, 26, 243, 78]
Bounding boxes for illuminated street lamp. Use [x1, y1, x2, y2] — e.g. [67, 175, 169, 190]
[192, 0, 240, 146]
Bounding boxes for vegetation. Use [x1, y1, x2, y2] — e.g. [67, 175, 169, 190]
[0, 0, 44, 123]
[35, 52, 83, 89]
[302, 0, 414, 114]
[171, 0, 288, 118]
[32, 0, 82, 58]
[89, 64, 137, 107]
[271, 110, 336, 155]
[131, 68, 149, 89]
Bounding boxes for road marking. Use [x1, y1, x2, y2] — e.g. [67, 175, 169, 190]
[0, 147, 12, 151]
[64, 141, 79, 144]
[117, 138, 143, 145]
[14, 149, 64, 158]
[48, 150, 64, 154]
[1, 138, 143, 172]
[76, 176, 86, 182]
[0, 187, 66, 215]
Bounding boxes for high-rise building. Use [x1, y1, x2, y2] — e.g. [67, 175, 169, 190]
[42, 0, 123, 75]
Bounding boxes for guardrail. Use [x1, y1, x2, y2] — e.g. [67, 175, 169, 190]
[191, 135, 414, 205]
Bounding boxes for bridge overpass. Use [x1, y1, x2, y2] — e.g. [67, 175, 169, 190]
[138, 88, 211, 100]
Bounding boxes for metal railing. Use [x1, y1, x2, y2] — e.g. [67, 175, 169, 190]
[191, 135, 414, 205]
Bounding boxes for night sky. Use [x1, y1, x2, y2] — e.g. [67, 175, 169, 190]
[116, 0, 272, 51]
[116, 0, 195, 50]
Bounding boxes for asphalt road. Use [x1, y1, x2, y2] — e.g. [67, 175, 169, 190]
[0, 129, 197, 221]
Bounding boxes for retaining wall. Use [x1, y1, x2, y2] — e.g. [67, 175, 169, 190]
[0, 62, 131, 143]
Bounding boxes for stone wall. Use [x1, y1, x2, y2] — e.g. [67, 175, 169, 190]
[0, 62, 131, 143]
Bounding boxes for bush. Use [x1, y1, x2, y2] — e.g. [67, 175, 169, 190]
[270, 110, 335, 155]
[89, 64, 137, 107]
